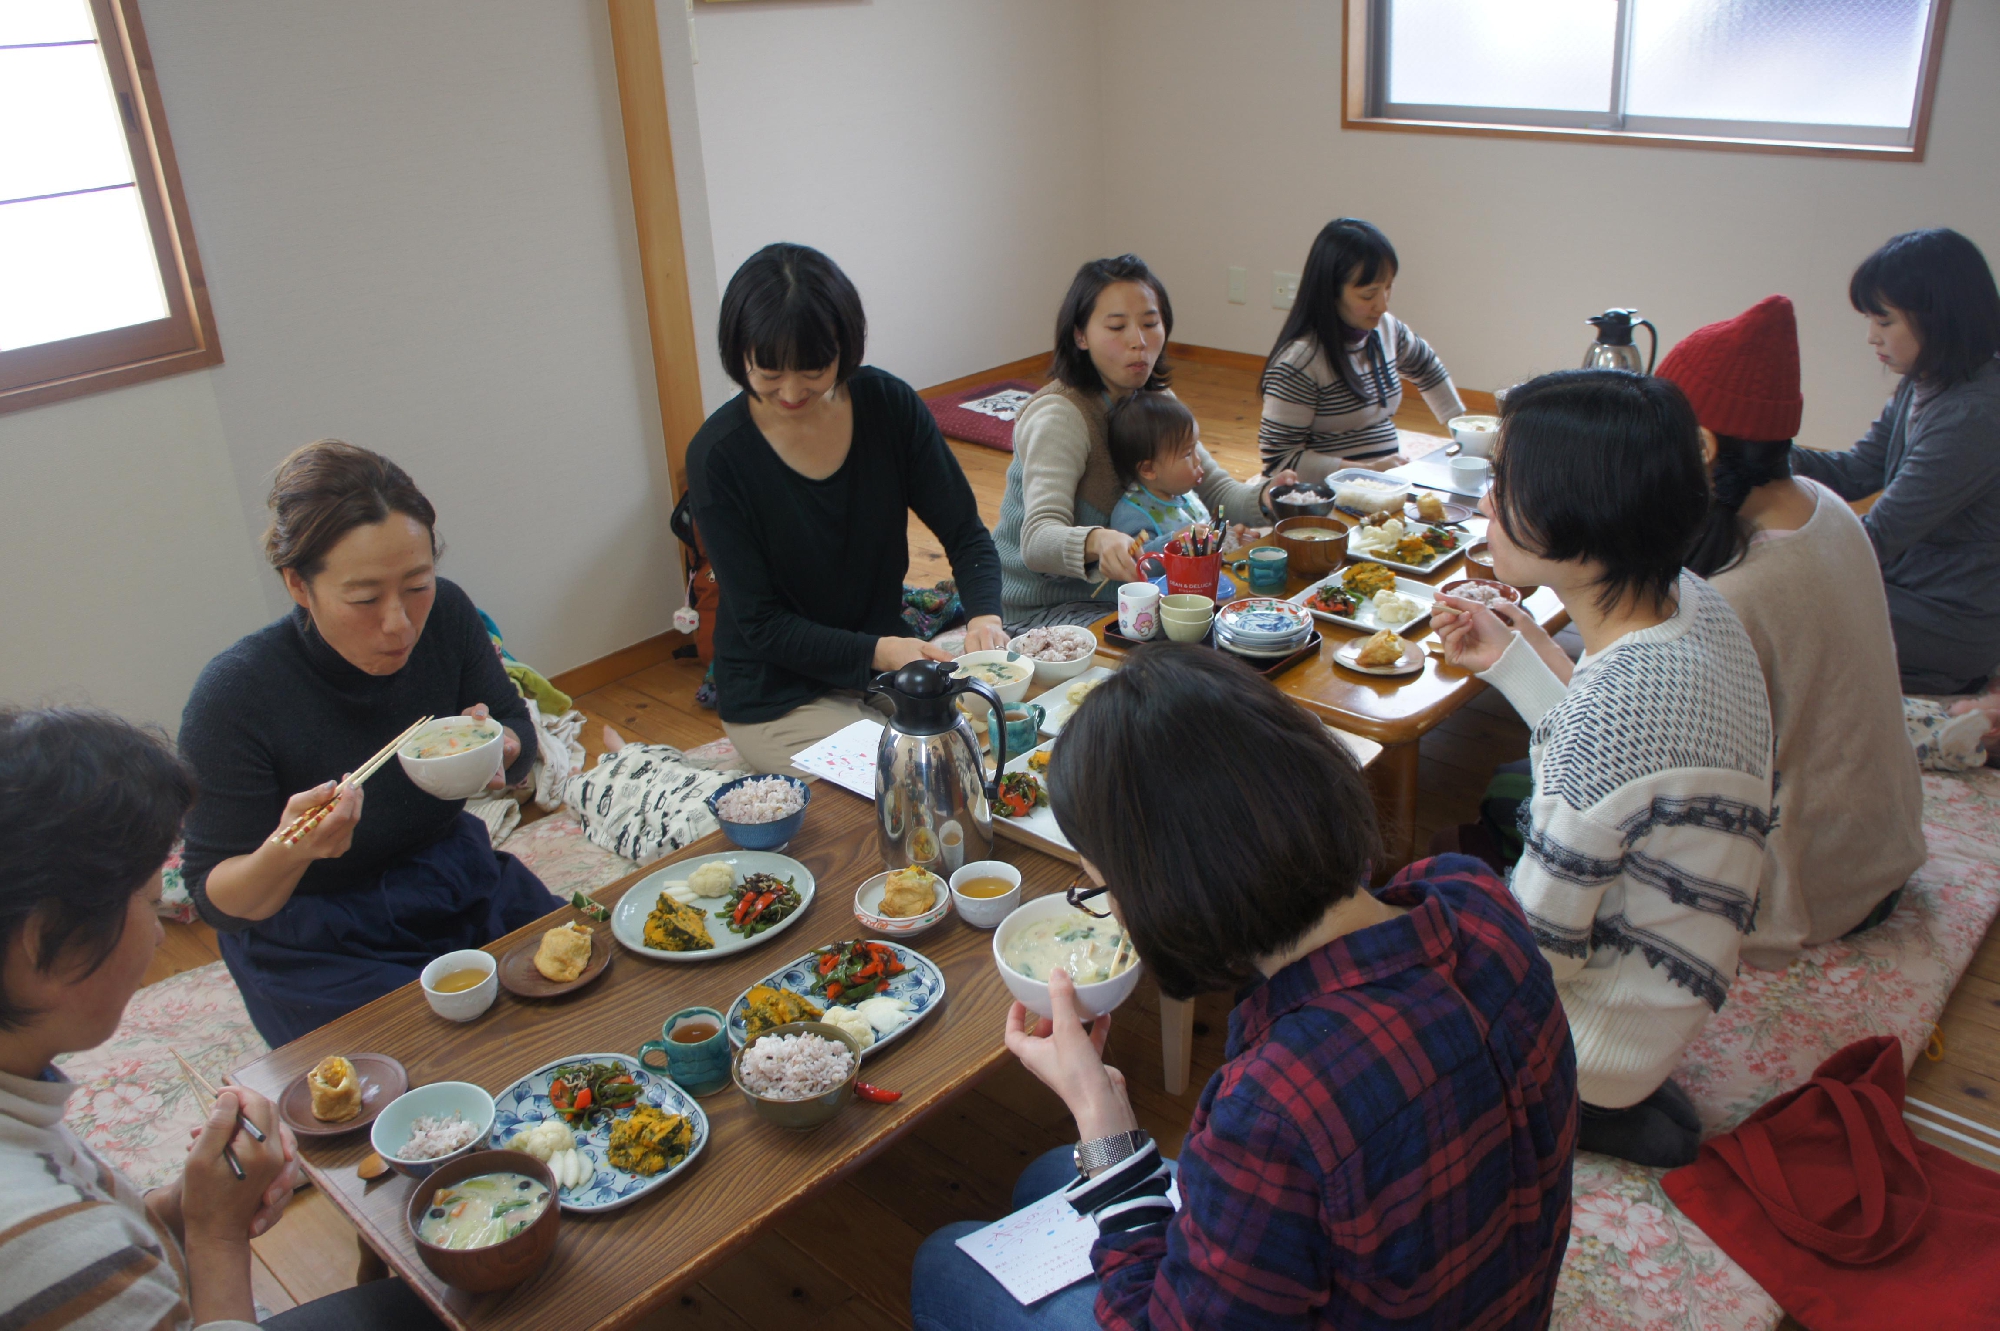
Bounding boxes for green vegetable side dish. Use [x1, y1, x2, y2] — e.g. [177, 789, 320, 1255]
[723, 872, 802, 939]
[547, 1061, 642, 1126]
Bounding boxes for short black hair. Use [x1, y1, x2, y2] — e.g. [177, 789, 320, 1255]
[0, 708, 195, 1031]
[1048, 254, 1173, 394]
[717, 243, 867, 395]
[1491, 369, 1708, 614]
[1046, 645, 1379, 1000]
[1850, 228, 2000, 387]
[1105, 391, 1197, 489]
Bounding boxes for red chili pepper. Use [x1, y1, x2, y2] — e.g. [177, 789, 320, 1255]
[853, 1081, 902, 1104]
[750, 890, 777, 921]
[818, 951, 840, 975]
[574, 1087, 593, 1112]
[825, 981, 843, 1002]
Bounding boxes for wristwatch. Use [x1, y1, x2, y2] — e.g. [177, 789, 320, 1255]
[1074, 1129, 1149, 1177]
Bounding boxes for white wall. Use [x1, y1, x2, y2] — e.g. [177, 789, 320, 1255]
[1098, 0, 2000, 449]
[0, 1, 681, 730]
[679, 0, 1104, 400]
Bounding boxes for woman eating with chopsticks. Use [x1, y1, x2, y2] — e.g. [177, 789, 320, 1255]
[178, 440, 558, 1046]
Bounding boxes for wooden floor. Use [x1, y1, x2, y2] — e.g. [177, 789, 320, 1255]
[152, 349, 2000, 1328]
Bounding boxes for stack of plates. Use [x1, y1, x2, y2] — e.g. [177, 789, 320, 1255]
[1212, 599, 1315, 659]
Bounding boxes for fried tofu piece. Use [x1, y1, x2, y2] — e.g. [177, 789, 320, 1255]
[1415, 493, 1447, 522]
[532, 922, 593, 982]
[1358, 630, 1406, 668]
[881, 866, 937, 918]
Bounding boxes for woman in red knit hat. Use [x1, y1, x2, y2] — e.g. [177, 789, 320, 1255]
[1658, 296, 1926, 967]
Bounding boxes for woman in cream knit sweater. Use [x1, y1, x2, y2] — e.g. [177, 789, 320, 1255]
[993, 255, 1292, 628]
[1661, 297, 1926, 967]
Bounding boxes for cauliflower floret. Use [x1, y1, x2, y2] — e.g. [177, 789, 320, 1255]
[506, 1118, 575, 1163]
[819, 1005, 878, 1050]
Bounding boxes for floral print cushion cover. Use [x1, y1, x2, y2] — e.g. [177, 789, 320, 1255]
[1554, 767, 2000, 1330]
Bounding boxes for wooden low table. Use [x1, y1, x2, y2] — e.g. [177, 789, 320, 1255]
[231, 792, 1072, 1331]
[1091, 514, 1569, 866]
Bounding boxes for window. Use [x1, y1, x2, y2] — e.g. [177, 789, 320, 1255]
[1344, 0, 1951, 158]
[1, 0, 218, 415]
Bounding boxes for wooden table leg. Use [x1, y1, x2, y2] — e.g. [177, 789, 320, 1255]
[1161, 994, 1194, 1096]
[1367, 740, 1422, 870]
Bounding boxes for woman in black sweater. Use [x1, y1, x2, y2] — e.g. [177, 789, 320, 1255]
[179, 441, 559, 1046]
[687, 244, 1006, 774]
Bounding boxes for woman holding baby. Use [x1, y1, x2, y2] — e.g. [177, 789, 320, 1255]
[993, 255, 1293, 630]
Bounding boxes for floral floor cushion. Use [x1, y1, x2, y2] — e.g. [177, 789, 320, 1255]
[1554, 766, 2000, 1331]
[54, 962, 270, 1192]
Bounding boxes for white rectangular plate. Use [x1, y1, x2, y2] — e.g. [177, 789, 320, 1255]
[1288, 575, 1436, 634]
[1036, 665, 1115, 737]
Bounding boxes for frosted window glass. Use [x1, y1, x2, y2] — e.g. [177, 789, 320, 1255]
[0, 45, 138, 201]
[0, 187, 168, 349]
[1627, 0, 1931, 127]
[0, 0, 96, 46]
[1388, 0, 1618, 112]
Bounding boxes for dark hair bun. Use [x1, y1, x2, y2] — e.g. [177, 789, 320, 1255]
[263, 439, 438, 581]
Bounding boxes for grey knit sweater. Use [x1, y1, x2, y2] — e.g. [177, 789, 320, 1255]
[1791, 357, 2000, 693]
[994, 382, 1271, 615]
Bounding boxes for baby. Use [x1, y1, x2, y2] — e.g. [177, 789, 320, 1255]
[1105, 392, 1220, 554]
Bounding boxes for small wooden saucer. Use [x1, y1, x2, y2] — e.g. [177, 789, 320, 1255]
[497, 921, 614, 999]
[278, 1053, 408, 1138]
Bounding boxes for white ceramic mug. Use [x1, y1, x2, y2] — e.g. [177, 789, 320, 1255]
[1117, 581, 1160, 640]
[1449, 455, 1492, 495]
[419, 949, 498, 1022]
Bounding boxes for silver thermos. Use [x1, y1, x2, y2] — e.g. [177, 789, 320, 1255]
[1583, 308, 1658, 375]
[866, 660, 1006, 874]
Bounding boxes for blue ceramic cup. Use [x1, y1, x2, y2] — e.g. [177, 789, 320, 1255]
[1001, 703, 1044, 759]
[638, 1006, 730, 1097]
[1246, 545, 1290, 592]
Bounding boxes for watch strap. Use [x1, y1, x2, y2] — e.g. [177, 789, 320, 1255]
[1074, 1129, 1148, 1175]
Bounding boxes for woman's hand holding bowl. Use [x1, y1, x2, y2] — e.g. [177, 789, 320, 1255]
[873, 636, 957, 672]
[1004, 969, 1138, 1147]
[460, 703, 517, 789]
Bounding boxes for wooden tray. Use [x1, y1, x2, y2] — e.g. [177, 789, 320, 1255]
[496, 917, 615, 999]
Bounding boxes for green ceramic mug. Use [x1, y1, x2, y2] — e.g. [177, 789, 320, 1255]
[638, 1006, 730, 1097]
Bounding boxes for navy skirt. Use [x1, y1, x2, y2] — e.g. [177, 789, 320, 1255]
[219, 813, 562, 1047]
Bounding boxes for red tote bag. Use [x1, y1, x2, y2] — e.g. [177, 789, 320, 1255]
[1663, 1036, 2000, 1329]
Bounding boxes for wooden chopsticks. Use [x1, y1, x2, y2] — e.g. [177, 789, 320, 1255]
[170, 1049, 259, 1180]
[268, 715, 433, 846]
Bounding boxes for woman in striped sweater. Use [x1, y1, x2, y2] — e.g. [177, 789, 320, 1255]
[1259, 218, 1466, 479]
[0, 708, 441, 1330]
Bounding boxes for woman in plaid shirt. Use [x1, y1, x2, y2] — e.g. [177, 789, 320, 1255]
[912, 647, 1578, 1329]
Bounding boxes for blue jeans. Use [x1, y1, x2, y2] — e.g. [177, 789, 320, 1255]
[911, 1146, 1179, 1331]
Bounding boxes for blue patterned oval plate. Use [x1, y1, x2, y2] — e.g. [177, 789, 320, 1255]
[486, 1052, 708, 1213]
[726, 940, 945, 1059]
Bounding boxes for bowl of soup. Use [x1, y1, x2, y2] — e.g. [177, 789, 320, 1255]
[398, 716, 506, 800]
[1273, 515, 1351, 575]
[952, 651, 1035, 705]
[406, 1148, 560, 1292]
[992, 894, 1143, 1020]
[1448, 414, 1501, 458]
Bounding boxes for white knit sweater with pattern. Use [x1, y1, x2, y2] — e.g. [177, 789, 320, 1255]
[1480, 573, 1773, 1108]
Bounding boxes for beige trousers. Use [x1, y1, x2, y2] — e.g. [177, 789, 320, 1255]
[723, 690, 887, 777]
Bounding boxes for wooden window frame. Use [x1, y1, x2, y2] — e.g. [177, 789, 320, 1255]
[1, 0, 220, 416]
[1341, 0, 1953, 163]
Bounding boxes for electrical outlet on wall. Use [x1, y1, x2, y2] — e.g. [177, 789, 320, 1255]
[1273, 271, 1300, 310]
[1226, 266, 1247, 304]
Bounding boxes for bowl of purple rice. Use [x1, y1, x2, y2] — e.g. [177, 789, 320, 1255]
[731, 1022, 865, 1130]
[706, 774, 811, 852]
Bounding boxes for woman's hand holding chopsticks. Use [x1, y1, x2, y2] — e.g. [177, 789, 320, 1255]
[272, 780, 365, 860]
